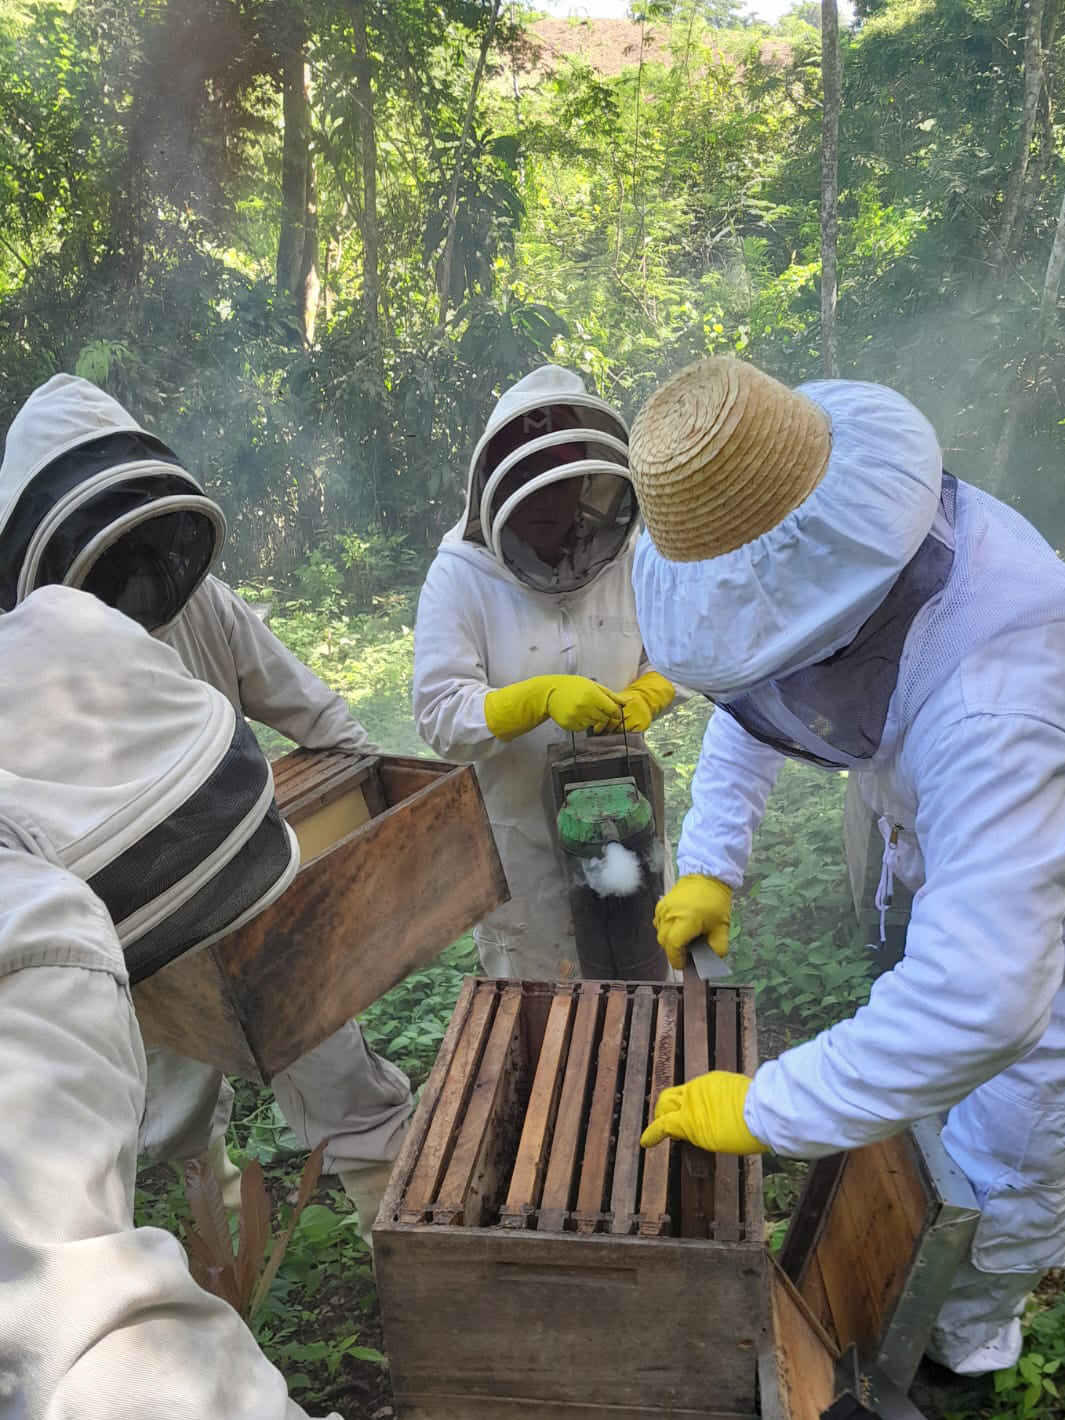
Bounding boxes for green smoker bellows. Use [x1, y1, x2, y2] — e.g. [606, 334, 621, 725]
[556, 777, 669, 981]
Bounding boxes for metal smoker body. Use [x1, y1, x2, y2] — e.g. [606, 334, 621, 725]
[551, 737, 669, 981]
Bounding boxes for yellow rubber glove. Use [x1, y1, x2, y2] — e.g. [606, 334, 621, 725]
[640, 1071, 767, 1155]
[653, 874, 732, 970]
[484, 675, 624, 742]
[614, 670, 675, 734]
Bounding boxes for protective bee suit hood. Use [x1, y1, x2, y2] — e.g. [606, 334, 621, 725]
[633, 377, 1065, 769]
[633, 379, 944, 705]
[453, 364, 638, 594]
[0, 586, 298, 984]
[415, 367, 658, 979]
[0, 374, 226, 631]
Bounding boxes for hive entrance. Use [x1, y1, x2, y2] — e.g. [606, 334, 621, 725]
[395, 978, 761, 1241]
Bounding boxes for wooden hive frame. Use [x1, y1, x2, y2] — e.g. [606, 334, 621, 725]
[375, 974, 817, 1419]
[132, 750, 508, 1082]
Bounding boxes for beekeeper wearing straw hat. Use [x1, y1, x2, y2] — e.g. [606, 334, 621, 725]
[0, 374, 411, 1246]
[632, 356, 1065, 1376]
[413, 365, 678, 980]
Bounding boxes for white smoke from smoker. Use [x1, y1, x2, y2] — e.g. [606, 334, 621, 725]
[646, 837, 665, 876]
[581, 840, 644, 897]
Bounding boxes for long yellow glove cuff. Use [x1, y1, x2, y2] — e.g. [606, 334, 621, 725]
[640, 1071, 767, 1155]
[614, 670, 675, 734]
[484, 675, 624, 742]
[653, 874, 732, 970]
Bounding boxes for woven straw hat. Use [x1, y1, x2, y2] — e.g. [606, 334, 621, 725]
[629, 357, 832, 562]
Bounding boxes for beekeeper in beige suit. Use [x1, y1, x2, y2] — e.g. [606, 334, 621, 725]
[0, 586, 340, 1418]
[0, 373, 411, 1244]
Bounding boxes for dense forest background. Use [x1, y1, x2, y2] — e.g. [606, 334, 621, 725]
[4, 0, 1065, 602]
[6, 4, 1065, 1415]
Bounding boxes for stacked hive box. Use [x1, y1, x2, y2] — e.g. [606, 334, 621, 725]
[376, 975, 968, 1418]
[374, 976, 800, 1420]
[132, 749, 507, 1081]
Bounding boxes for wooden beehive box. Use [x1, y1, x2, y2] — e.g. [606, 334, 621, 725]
[778, 1117, 980, 1393]
[375, 974, 866, 1419]
[132, 750, 507, 1082]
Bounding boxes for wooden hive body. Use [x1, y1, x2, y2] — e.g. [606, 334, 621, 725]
[375, 975, 857, 1419]
[132, 750, 508, 1082]
[778, 1117, 979, 1393]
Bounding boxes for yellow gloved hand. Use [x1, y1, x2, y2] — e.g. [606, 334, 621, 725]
[653, 873, 732, 970]
[614, 670, 675, 734]
[484, 675, 624, 742]
[640, 1071, 767, 1155]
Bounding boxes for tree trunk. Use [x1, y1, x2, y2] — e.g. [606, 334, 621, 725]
[276, 49, 319, 346]
[1042, 186, 1065, 317]
[436, 0, 502, 325]
[997, 0, 1046, 255]
[988, 181, 1065, 490]
[351, 1, 398, 529]
[1022, 0, 1060, 209]
[351, 0, 380, 356]
[820, 0, 841, 377]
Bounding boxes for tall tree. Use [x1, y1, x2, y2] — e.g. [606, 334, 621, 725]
[998, 0, 1047, 254]
[989, 177, 1065, 488]
[276, 39, 320, 344]
[820, 0, 841, 376]
[351, 0, 380, 354]
[436, 0, 502, 325]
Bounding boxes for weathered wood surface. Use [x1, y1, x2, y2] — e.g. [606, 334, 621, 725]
[713, 989, 742, 1242]
[610, 984, 654, 1235]
[763, 1259, 838, 1420]
[739, 990, 764, 1238]
[501, 988, 575, 1229]
[433, 986, 523, 1227]
[375, 1227, 768, 1418]
[393, 1400, 760, 1419]
[781, 1133, 934, 1358]
[271, 749, 376, 824]
[538, 985, 602, 1231]
[639, 987, 678, 1236]
[130, 938, 261, 1078]
[574, 984, 628, 1231]
[376, 977, 795, 1419]
[681, 962, 713, 1239]
[134, 753, 508, 1081]
[381, 976, 477, 1228]
[401, 985, 498, 1224]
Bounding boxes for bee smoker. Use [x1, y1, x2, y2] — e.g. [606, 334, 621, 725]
[550, 736, 669, 982]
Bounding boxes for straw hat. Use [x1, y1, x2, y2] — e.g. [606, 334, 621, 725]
[629, 357, 831, 563]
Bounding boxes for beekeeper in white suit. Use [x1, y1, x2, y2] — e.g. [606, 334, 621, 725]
[0, 373, 411, 1244]
[413, 366, 678, 980]
[632, 356, 1065, 1377]
[0, 586, 339, 1418]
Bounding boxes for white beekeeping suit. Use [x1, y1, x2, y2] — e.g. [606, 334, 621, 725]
[629, 357, 1065, 1376]
[413, 365, 679, 981]
[0, 595, 338, 1420]
[0, 375, 410, 1241]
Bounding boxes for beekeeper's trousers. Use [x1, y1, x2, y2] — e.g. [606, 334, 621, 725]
[929, 979, 1065, 1373]
[138, 1019, 411, 1178]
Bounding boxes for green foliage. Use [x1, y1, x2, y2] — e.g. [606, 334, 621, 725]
[361, 933, 481, 1088]
[183, 1143, 326, 1319]
[984, 1298, 1065, 1420]
[942, 1290, 1065, 1420]
[135, 1153, 385, 1409]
